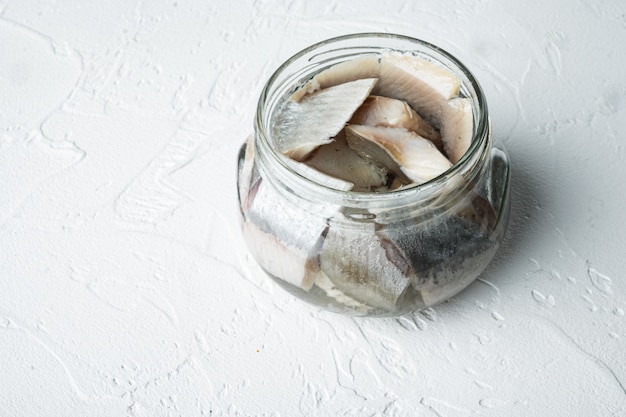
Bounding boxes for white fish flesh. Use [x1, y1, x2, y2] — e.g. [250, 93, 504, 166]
[373, 52, 460, 128]
[242, 178, 333, 290]
[350, 95, 442, 148]
[319, 216, 415, 310]
[242, 220, 319, 291]
[313, 270, 372, 312]
[345, 125, 452, 185]
[273, 78, 378, 161]
[303, 131, 388, 192]
[441, 97, 473, 164]
[283, 156, 355, 191]
[290, 54, 381, 102]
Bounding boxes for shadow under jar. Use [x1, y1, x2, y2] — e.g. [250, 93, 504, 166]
[237, 33, 511, 317]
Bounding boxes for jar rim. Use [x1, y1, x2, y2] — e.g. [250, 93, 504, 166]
[254, 32, 490, 208]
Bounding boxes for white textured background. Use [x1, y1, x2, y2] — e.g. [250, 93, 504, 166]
[1, 0, 625, 416]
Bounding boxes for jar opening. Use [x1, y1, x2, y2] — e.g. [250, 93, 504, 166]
[254, 33, 490, 209]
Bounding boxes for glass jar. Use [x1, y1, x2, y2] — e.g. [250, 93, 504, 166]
[236, 33, 511, 317]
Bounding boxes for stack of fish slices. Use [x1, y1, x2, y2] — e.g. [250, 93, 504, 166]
[241, 51, 493, 314]
[272, 51, 473, 192]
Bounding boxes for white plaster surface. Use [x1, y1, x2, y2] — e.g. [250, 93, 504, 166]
[1, 0, 625, 415]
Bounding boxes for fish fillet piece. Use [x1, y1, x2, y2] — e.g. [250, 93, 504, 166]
[373, 52, 460, 128]
[290, 54, 381, 101]
[273, 78, 378, 161]
[243, 178, 334, 290]
[350, 95, 442, 148]
[242, 220, 319, 290]
[319, 217, 414, 311]
[284, 156, 355, 191]
[345, 125, 452, 185]
[237, 135, 261, 213]
[414, 214, 497, 307]
[313, 270, 372, 313]
[303, 131, 388, 192]
[441, 97, 473, 164]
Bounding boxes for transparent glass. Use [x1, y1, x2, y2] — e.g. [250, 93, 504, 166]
[236, 33, 511, 317]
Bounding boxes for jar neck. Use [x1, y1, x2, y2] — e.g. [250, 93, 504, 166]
[253, 33, 490, 213]
[255, 124, 489, 211]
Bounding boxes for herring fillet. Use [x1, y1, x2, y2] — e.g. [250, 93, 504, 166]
[350, 95, 442, 148]
[273, 78, 378, 161]
[417, 219, 497, 307]
[242, 220, 318, 290]
[303, 131, 388, 191]
[319, 217, 413, 310]
[345, 125, 452, 185]
[284, 156, 355, 192]
[237, 135, 258, 213]
[290, 54, 381, 101]
[441, 97, 473, 164]
[243, 178, 331, 290]
[373, 52, 460, 128]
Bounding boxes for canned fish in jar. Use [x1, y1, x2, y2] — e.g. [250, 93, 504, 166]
[236, 33, 511, 317]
